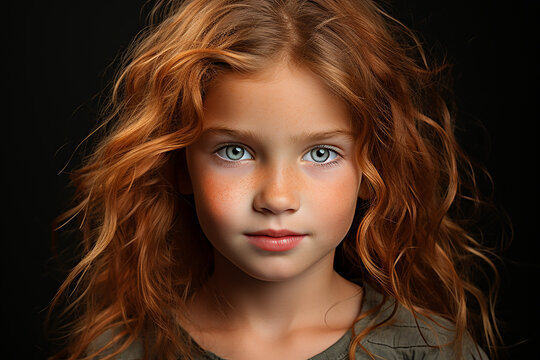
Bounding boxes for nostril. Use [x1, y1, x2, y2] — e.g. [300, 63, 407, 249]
[252, 189, 300, 215]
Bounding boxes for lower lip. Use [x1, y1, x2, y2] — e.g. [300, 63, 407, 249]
[246, 235, 305, 252]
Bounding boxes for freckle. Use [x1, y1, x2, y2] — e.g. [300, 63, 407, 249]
[201, 174, 253, 213]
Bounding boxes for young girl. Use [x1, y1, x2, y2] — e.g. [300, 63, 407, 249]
[50, 0, 500, 359]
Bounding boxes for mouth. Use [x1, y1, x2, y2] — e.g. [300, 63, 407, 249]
[244, 229, 306, 252]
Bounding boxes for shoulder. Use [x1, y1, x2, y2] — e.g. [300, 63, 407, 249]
[352, 286, 489, 360]
[86, 328, 144, 360]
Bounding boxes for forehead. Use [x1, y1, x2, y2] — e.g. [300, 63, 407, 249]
[202, 61, 352, 134]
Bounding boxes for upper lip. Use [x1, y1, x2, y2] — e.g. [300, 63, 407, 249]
[245, 229, 305, 237]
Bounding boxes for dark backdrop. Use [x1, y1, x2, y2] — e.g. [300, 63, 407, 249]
[5, 1, 538, 359]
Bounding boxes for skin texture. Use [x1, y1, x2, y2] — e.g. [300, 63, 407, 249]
[180, 60, 364, 359]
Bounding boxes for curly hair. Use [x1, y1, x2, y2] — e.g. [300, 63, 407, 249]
[50, 0, 501, 359]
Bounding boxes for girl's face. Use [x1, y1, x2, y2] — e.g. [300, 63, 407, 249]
[185, 61, 362, 282]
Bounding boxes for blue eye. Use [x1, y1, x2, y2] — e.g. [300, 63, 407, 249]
[302, 147, 339, 164]
[216, 145, 253, 161]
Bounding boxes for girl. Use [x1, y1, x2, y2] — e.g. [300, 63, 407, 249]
[50, 0, 500, 359]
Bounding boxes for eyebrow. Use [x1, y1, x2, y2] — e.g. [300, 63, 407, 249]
[200, 126, 355, 142]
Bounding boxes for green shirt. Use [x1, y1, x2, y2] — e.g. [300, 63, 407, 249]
[89, 285, 489, 359]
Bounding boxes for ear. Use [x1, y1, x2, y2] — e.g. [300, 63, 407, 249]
[176, 148, 193, 195]
[357, 174, 371, 200]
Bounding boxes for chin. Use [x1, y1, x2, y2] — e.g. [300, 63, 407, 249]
[236, 258, 312, 282]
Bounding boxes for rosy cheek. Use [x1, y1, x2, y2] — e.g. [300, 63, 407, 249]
[197, 169, 252, 223]
[305, 166, 359, 228]
[317, 182, 354, 211]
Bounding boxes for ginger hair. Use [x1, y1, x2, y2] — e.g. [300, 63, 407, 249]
[50, 0, 500, 359]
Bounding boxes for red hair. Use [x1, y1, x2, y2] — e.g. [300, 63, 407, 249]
[50, 0, 501, 359]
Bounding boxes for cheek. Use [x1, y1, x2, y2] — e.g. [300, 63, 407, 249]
[306, 166, 359, 235]
[192, 167, 252, 231]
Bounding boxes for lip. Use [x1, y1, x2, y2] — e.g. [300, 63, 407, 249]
[245, 229, 304, 237]
[245, 229, 306, 252]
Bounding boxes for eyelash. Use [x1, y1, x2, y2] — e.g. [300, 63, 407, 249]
[213, 143, 343, 168]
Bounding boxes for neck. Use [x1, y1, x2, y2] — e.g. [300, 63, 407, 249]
[193, 248, 361, 340]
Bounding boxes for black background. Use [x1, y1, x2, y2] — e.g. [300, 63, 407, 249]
[5, 1, 538, 359]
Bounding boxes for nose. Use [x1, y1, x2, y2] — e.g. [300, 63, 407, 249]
[252, 163, 300, 215]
